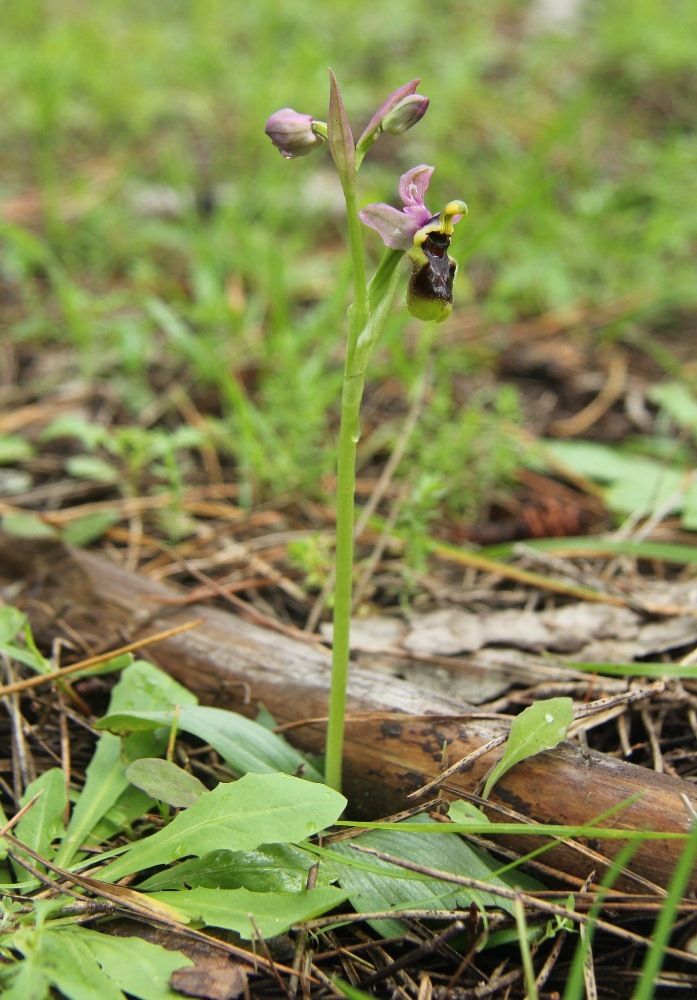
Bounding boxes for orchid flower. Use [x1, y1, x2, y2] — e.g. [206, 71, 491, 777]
[360, 165, 467, 320]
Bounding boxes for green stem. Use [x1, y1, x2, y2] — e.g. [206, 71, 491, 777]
[325, 364, 364, 792]
[342, 182, 368, 344]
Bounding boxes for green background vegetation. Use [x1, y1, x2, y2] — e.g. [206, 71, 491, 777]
[2, 0, 697, 520]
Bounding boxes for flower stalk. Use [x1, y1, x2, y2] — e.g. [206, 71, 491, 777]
[265, 72, 466, 791]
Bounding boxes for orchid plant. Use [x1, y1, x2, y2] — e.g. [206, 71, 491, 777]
[265, 73, 467, 791]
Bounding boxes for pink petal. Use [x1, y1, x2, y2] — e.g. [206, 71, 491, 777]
[359, 203, 420, 250]
[398, 164, 434, 209]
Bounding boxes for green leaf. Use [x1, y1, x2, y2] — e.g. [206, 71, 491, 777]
[0, 954, 50, 1000]
[62, 511, 119, 546]
[0, 435, 34, 465]
[66, 455, 120, 484]
[74, 928, 192, 1000]
[138, 844, 336, 893]
[96, 704, 322, 780]
[15, 769, 67, 863]
[0, 606, 26, 645]
[55, 661, 197, 867]
[1, 513, 57, 540]
[447, 800, 491, 825]
[331, 815, 534, 937]
[146, 885, 347, 939]
[649, 381, 697, 439]
[41, 416, 107, 450]
[327, 69, 355, 182]
[99, 773, 346, 883]
[481, 697, 573, 800]
[541, 440, 686, 519]
[126, 758, 206, 808]
[36, 928, 124, 1000]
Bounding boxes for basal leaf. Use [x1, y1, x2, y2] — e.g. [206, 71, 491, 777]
[481, 697, 573, 800]
[126, 758, 206, 808]
[138, 844, 337, 893]
[15, 769, 67, 866]
[36, 928, 124, 1000]
[75, 928, 192, 1000]
[99, 772, 346, 883]
[56, 661, 197, 867]
[97, 704, 322, 780]
[146, 885, 347, 939]
[331, 815, 510, 937]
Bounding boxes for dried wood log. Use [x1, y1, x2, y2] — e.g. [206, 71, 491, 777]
[1, 534, 695, 892]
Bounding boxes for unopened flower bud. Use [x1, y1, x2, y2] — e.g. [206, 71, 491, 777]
[381, 94, 429, 135]
[264, 108, 326, 159]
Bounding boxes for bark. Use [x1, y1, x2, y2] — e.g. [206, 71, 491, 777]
[1, 534, 695, 892]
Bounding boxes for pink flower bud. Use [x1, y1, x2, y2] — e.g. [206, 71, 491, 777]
[264, 108, 325, 159]
[381, 94, 430, 135]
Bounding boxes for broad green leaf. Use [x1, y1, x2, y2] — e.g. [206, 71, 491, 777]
[331, 815, 534, 937]
[36, 928, 124, 1000]
[66, 455, 120, 484]
[88, 785, 156, 845]
[541, 440, 687, 519]
[146, 885, 347, 939]
[0, 606, 26, 645]
[15, 769, 67, 862]
[481, 697, 573, 800]
[649, 382, 697, 438]
[62, 511, 119, 547]
[139, 844, 337, 893]
[447, 800, 490, 825]
[41, 416, 107, 450]
[99, 773, 346, 883]
[0, 954, 50, 1000]
[126, 758, 206, 808]
[0, 435, 33, 464]
[56, 661, 197, 867]
[96, 704, 322, 780]
[1, 513, 57, 540]
[74, 928, 192, 1000]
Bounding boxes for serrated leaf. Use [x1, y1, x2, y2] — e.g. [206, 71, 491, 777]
[146, 885, 347, 939]
[126, 758, 206, 808]
[331, 815, 517, 937]
[327, 68, 355, 181]
[96, 704, 322, 780]
[15, 769, 67, 865]
[138, 843, 336, 893]
[75, 928, 192, 1000]
[55, 661, 198, 867]
[36, 928, 124, 1000]
[0, 954, 50, 1000]
[99, 773, 346, 883]
[481, 697, 573, 800]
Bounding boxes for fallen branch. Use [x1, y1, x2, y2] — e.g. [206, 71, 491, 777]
[1, 533, 695, 892]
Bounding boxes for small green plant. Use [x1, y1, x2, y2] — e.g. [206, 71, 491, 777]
[265, 74, 467, 790]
